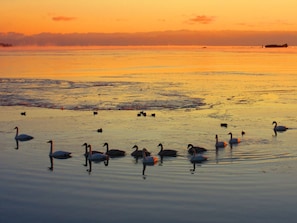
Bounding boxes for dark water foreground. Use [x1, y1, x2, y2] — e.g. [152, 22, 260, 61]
[0, 106, 297, 223]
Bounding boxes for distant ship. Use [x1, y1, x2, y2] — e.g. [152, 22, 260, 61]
[0, 43, 13, 47]
[264, 43, 288, 48]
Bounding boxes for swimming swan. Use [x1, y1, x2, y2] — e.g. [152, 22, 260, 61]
[190, 148, 208, 163]
[215, 135, 227, 148]
[272, 121, 288, 132]
[47, 140, 71, 159]
[103, 142, 126, 157]
[131, 145, 150, 157]
[82, 142, 102, 157]
[142, 148, 158, 165]
[14, 126, 33, 141]
[228, 132, 240, 144]
[142, 148, 158, 176]
[187, 144, 207, 154]
[88, 144, 109, 161]
[158, 143, 177, 156]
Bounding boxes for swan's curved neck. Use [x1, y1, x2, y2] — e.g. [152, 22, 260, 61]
[83, 144, 88, 154]
[104, 143, 109, 152]
[15, 127, 19, 137]
[49, 141, 53, 155]
[159, 144, 163, 151]
[142, 150, 147, 158]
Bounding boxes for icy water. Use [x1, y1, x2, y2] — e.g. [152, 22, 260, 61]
[1, 46, 297, 223]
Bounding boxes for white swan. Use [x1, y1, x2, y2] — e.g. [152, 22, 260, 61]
[47, 140, 72, 159]
[142, 148, 158, 165]
[228, 132, 240, 144]
[88, 144, 109, 161]
[142, 148, 158, 176]
[272, 121, 288, 132]
[190, 149, 208, 163]
[82, 142, 102, 157]
[14, 126, 33, 141]
[215, 134, 227, 148]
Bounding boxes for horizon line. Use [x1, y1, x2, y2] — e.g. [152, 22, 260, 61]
[1, 30, 296, 46]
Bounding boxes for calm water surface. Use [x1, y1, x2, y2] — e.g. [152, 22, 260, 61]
[0, 46, 297, 223]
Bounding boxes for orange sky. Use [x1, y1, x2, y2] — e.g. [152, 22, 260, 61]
[1, 0, 297, 34]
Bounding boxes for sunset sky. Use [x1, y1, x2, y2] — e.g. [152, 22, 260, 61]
[1, 0, 297, 45]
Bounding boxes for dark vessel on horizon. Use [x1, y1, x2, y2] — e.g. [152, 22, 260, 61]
[264, 43, 288, 48]
[0, 43, 13, 47]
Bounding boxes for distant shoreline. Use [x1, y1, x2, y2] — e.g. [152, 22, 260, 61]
[1, 30, 297, 46]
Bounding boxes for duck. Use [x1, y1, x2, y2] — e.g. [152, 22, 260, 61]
[88, 144, 109, 162]
[82, 142, 102, 157]
[228, 132, 240, 144]
[142, 148, 158, 165]
[158, 143, 177, 157]
[241, 130, 246, 137]
[215, 135, 227, 148]
[103, 142, 126, 157]
[14, 126, 34, 141]
[187, 144, 207, 154]
[47, 140, 72, 159]
[220, 123, 228, 128]
[190, 148, 208, 163]
[131, 145, 150, 157]
[272, 121, 288, 132]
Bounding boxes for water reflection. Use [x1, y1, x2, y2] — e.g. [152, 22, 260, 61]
[48, 154, 72, 171]
[142, 163, 157, 179]
[190, 162, 201, 174]
[86, 159, 109, 173]
[48, 156, 54, 171]
[14, 139, 34, 150]
[272, 129, 287, 137]
[215, 147, 221, 164]
[15, 140, 19, 150]
[158, 155, 177, 165]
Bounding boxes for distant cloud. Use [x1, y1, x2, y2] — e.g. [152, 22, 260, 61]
[237, 20, 294, 29]
[188, 15, 215, 24]
[236, 22, 255, 28]
[52, 16, 76, 22]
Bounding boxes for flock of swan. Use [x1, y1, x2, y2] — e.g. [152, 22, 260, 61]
[14, 120, 289, 175]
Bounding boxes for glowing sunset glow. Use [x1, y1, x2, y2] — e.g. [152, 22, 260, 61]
[1, 0, 297, 45]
